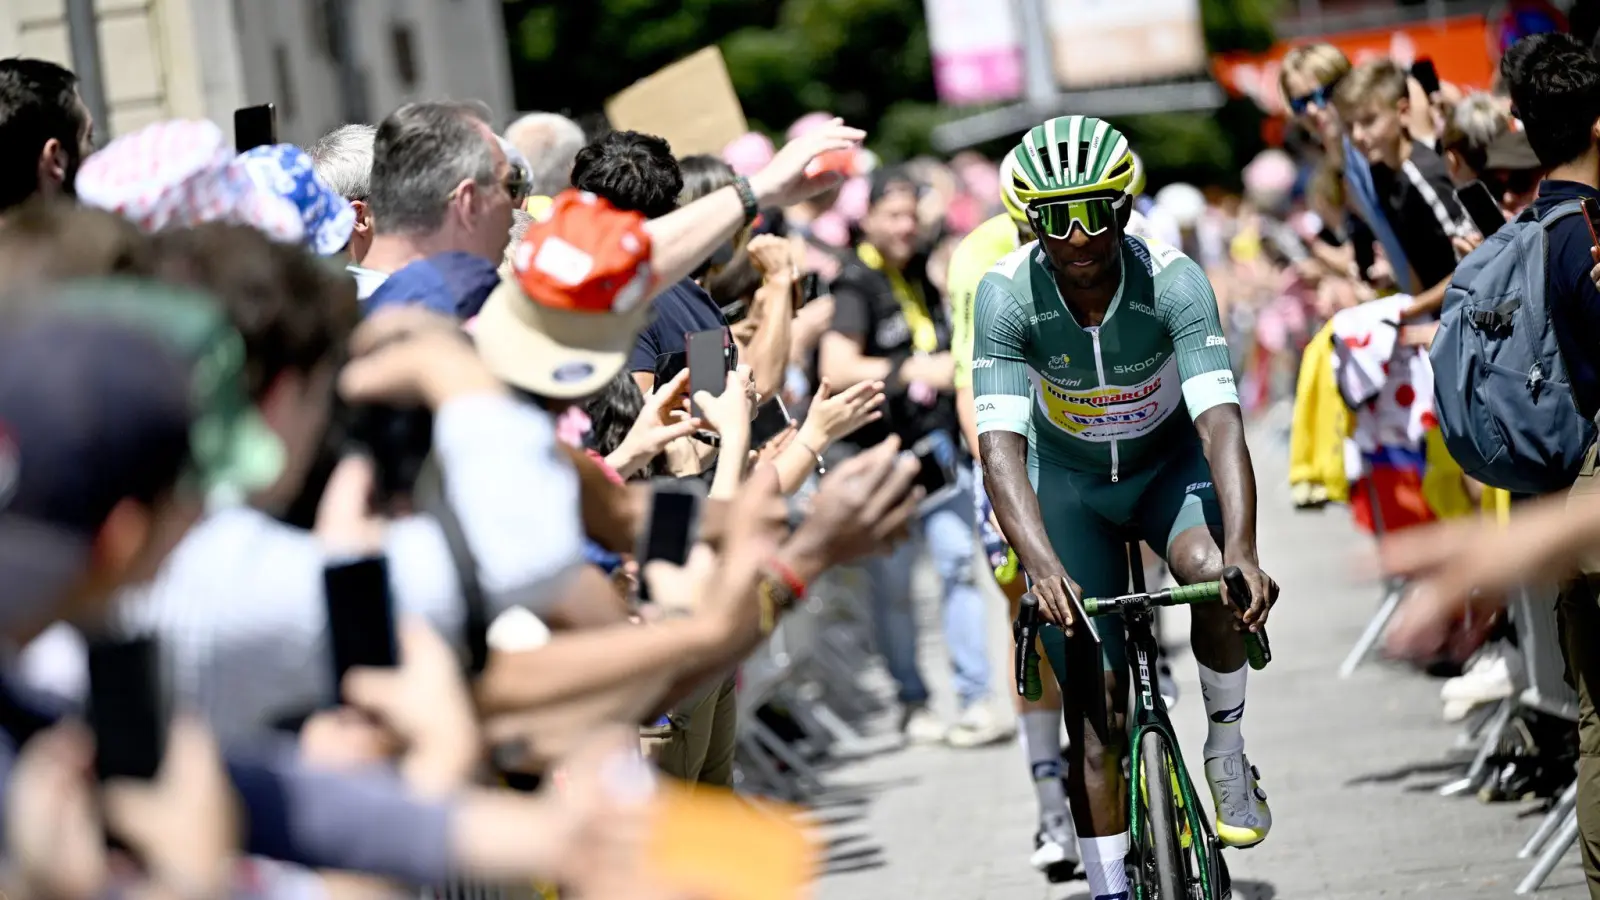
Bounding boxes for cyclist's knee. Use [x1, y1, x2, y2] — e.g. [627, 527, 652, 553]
[1167, 526, 1222, 584]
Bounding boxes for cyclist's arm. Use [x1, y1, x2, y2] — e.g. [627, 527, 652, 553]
[1159, 260, 1258, 565]
[972, 278, 1059, 580]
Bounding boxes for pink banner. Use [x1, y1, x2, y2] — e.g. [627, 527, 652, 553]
[934, 49, 1024, 105]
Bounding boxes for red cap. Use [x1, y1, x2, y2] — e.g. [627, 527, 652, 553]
[476, 190, 660, 400]
[506, 190, 655, 315]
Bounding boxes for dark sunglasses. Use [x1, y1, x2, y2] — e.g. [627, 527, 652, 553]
[1288, 78, 1343, 117]
[503, 166, 530, 205]
[1483, 168, 1541, 200]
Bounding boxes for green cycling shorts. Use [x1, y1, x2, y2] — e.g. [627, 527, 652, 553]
[1030, 435, 1223, 682]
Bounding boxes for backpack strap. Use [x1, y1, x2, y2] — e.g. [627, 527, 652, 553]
[413, 458, 491, 676]
[1468, 297, 1522, 332]
[1534, 199, 1585, 228]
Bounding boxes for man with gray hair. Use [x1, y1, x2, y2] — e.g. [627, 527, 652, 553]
[308, 123, 377, 265]
[504, 112, 585, 197]
[351, 100, 525, 300]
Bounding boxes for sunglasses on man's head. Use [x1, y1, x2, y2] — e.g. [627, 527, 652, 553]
[503, 167, 530, 205]
[1288, 80, 1342, 117]
[1027, 194, 1126, 240]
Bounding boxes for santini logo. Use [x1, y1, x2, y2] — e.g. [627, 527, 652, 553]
[971, 358, 995, 369]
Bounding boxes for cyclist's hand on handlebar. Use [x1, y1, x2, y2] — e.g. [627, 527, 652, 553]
[1226, 559, 1278, 632]
[1032, 573, 1084, 636]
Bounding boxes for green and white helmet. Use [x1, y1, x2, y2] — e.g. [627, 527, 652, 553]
[1006, 116, 1136, 204]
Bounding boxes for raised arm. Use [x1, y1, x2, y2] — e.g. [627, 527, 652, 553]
[644, 122, 864, 292]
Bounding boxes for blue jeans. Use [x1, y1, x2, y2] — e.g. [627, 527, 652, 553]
[864, 463, 991, 708]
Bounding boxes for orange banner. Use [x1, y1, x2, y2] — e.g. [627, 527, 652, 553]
[1211, 16, 1495, 117]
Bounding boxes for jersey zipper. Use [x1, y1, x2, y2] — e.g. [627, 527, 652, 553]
[1088, 328, 1118, 482]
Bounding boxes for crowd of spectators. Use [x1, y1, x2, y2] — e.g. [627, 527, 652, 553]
[0, 50, 946, 900]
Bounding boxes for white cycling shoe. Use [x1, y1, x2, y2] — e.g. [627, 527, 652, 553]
[1204, 750, 1272, 849]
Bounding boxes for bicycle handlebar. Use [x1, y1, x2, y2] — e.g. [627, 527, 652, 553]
[1222, 567, 1272, 671]
[1013, 567, 1270, 698]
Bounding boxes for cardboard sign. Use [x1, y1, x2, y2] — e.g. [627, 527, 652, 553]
[606, 46, 749, 158]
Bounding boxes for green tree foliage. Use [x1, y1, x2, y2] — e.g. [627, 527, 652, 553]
[501, 0, 1281, 181]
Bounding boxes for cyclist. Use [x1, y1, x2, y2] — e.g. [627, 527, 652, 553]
[972, 116, 1278, 900]
[947, 148, 1159, 880]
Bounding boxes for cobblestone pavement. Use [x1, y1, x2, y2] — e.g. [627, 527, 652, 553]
[813, 421, 1588, 900]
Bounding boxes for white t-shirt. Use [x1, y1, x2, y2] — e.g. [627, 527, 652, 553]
[347, 265, 389, 301]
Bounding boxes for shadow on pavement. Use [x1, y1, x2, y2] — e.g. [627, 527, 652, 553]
[1056, 879, 1274, 900]
[821, 843, 887, 876]
[1231, 879, 1277, 900]
[1343, 757, 1466, 787]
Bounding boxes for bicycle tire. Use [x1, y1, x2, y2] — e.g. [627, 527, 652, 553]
[1139, 729, 1187, 900]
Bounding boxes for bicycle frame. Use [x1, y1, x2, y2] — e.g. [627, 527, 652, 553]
[1013, 554, 1265, 899]
[1120, 585, 1227, 900]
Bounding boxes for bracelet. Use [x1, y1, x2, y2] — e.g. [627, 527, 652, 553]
[732, 176, 760, 226]
[795, 435, 827, 475]
[764, 555, 809, 601]
[758, 586, 777, 636]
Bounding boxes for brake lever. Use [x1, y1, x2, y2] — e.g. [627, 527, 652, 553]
[1222, 565, 1272, 670]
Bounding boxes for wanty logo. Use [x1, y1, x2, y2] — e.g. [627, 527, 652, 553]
[1062, 401, 1159, 427]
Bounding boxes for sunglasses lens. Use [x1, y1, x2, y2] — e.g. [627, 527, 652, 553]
[1033, 198, 1118, 238]
[1032, 203, 1075, 238]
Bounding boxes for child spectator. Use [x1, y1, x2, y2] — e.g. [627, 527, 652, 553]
[1335, 59, 1472, 318]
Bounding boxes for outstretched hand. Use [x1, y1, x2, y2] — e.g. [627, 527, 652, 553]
[609, 369, 702, 478]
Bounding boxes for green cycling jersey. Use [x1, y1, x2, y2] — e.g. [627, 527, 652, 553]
[972, 233, 1238, 479]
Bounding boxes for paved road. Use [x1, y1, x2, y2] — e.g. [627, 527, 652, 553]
[812, 422, 1588, 900]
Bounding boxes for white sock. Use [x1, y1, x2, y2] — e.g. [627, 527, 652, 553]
[1080, 832, 1130, 900]
[1018, 710, 1070, 820]
[1198, 663, 1247, 758]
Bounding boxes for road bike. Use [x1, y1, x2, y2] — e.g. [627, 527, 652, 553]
[1015, 547, 1270, 900]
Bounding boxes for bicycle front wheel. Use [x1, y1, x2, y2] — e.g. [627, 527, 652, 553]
[1139, 729, 1187, 900]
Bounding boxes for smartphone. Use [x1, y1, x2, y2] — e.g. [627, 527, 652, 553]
[685, 329, 729, 420]
[1456, 181, 1507, 240]
[87, 636, 169, 781]
[750, 397, 792, 449]
[233, 103, 278, 153]
[1582, 197, 1600, 249]
[798, 272, 822, 307]
[323, 557, 399, 693]
[910, 435, 958, 498]
[1411, 58, 1441, 96]
[636, 480, 706, 602]
[1353, 235, 1377, 284]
